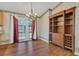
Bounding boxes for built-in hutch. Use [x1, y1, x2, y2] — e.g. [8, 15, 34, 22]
[49, 7, 75, 52]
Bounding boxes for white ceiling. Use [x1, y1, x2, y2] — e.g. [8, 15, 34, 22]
[0, 2, 59, 16]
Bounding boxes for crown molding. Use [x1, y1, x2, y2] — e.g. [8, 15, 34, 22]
[39, 2, 63, 18]
[0, 2, 63, 18]
[0, 9, 26, 16]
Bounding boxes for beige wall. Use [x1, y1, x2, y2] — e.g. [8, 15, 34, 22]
[38, 11, 49, 42]
[75, 6, 79, 55]
[37, 18, 40, 38]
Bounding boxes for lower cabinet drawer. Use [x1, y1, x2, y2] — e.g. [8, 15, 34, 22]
[52, 33, 64, 47]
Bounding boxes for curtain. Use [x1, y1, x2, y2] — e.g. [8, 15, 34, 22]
[13, 16, 19, 43]
[32, 20, 37, 39]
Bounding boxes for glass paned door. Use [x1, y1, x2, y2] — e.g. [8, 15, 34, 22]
[18, 25, 26, 42]
[18, 17, 30, 42]
[28, 18, 32, 39]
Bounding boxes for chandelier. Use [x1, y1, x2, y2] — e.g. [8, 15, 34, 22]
[26, 2, 37, 18]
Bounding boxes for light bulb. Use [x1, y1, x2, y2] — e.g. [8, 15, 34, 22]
[35, 13, 37, 16]
[29, 12, 31, 15]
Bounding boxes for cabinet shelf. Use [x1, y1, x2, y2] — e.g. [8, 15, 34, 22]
[54, 20, 64, 22]
[65, 24, 72, 26]
[64, 46, 72, 50]
[64, 34, 72, 36]
[53, 25, 64, 27]
[65, 18, 72, 20]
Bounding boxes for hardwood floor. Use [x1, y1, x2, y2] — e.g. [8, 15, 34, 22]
[0, 40, 73, 56]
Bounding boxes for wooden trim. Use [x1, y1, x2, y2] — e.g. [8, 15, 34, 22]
[48, 15, 52, 19]
[49, 10, 64, 18]
[53, 11, 64, 17]
[65, 7, 76, 14]
[63, 10, 65, 49]
[49, 7, 76, 19]
[72, 7, 75, 55]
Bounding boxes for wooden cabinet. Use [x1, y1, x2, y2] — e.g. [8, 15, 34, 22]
[49, 7, 75, 52]
[52, 11, 64, 47]
[64, 7, 75, 52]
[0, 11, 4, 41]
[0, 11, 4, 25]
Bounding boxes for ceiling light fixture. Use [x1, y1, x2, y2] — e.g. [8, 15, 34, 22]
[26, 2, 37, 18]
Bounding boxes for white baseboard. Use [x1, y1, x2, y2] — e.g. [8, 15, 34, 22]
[74, 52, 79, 56]
[0, 42, 10, 45]
[39, 37, 49, 43]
